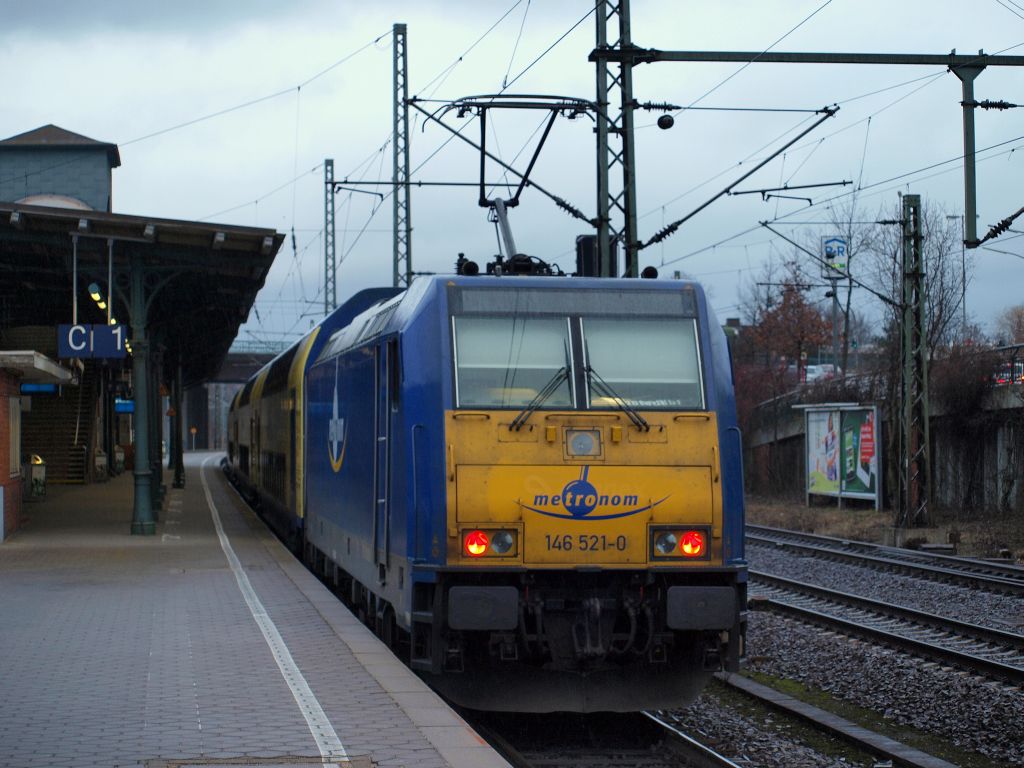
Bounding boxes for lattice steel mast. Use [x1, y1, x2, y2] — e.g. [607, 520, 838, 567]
[393, 22, 412, 287]
[593, 0, 639, 277]
[899, 194, 931, 528]
[324, 158, 337, 314]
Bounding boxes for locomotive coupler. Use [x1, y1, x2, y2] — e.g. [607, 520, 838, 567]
[572, 597, 605, 659]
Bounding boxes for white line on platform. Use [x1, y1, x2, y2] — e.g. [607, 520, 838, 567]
[200, 456, 347, 764]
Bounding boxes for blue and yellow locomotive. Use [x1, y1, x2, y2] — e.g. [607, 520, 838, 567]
[230, 273, 746, 712]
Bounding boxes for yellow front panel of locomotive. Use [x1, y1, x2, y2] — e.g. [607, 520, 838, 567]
[455, 464, 713, 565]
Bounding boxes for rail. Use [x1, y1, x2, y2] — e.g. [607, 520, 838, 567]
[749, 571, 1024, 685]
[747, 524, 1024, 595]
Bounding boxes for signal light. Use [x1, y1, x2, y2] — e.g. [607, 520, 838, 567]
[464, 530, 489, 557]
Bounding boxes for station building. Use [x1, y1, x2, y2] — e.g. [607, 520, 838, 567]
[0, 124, 283, 538]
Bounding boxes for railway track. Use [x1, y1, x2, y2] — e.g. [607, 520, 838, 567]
[747, 524, 1024, 595]
[749, 570, 1024, 685]
[468, 711, 741, 768]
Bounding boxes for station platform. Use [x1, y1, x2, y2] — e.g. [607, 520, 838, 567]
[0, 452, 510, 768]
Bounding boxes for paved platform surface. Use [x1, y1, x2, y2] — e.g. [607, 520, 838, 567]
[0, 452, 509, 768]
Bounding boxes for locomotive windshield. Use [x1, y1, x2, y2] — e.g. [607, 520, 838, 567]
[453, 309, 704, 411]
[453, 316, 573, 408]
[584, 317, 703, 410]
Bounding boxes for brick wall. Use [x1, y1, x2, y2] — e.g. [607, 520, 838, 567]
[0, 372, 23, 540]
[0, 148, 112, 211]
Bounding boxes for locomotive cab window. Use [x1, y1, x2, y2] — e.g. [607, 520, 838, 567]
[453, 316, 572, 408]
[583, 317, 704, 410]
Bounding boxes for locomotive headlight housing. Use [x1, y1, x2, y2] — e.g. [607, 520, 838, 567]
[565, 428, 601, 457]
[462, 528, 518, 558]
[654, 531, 678, 555]
[649, 526, 712, 560]
[490, 530, 515, 554]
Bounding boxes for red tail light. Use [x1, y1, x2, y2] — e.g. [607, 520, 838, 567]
[650, 526, 711, 560]
[679, 530, 706, 557]
[464, 530, 489, 557]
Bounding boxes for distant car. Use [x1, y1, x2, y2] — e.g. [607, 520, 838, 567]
[804, 364, 825, 382]
[816, 364, 842, 380]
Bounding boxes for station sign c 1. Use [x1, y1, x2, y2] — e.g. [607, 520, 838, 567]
[820, 235, 848, 279]
[57, 324, 128, 359]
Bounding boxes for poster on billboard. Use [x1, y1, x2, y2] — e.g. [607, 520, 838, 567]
[803, 405, 881, 509]
[806, 410, 841, 495]
[839, 408, 879, 499]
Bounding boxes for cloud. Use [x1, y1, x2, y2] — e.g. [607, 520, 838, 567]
[0, 0, 318, 37]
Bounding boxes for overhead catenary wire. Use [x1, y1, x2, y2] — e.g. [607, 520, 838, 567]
[122, 30, 392, 148]
[657, 133, 1024, 270]
[502, 0, 532, 89]
[994, 0, 1024, 20]
[674, 0, 837, 114]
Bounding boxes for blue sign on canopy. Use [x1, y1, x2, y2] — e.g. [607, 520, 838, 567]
[57, 324, 128, 359]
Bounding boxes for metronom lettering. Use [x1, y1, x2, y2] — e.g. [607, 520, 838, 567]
[532, 493, 640, 507]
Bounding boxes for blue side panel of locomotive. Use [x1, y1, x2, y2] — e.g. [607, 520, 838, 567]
[305, 278, 451, 623]
[693, 288, 746, 567]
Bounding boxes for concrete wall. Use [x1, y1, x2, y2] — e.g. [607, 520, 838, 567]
[0, 148, 112, 211]
[932, 387, 1024, 514]
[745, 386, 1024, 514]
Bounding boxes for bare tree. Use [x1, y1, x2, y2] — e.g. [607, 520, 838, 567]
[860, 199, 969, 352]
[995, 305, 1024, 345]
[738, 254, 830, 368]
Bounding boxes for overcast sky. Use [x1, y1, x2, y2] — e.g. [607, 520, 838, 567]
[3, 0, 1022, 346]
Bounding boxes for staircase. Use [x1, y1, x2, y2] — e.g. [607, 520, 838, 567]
[21, 360, 96, 484]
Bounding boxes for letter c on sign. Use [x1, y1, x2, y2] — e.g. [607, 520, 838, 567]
[69, 325, 88, 352]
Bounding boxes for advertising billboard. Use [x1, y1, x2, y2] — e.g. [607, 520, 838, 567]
[804, 405, 880, 508]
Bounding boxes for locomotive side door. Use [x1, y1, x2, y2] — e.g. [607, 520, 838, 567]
[372, 341, 392, 581]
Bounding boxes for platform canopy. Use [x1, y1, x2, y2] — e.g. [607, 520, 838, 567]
[0, 201, 283, 386]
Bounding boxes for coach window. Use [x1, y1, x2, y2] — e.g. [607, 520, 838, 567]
[454, 316, 572, 408]
[583, 317, 703, 409]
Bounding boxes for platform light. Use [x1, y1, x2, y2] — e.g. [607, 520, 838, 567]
[88, 282, 108, 310]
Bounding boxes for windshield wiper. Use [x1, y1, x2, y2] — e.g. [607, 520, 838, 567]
[509, 366, 569, 432]
[586, 365, 650, 431]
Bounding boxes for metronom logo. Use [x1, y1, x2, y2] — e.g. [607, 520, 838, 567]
[519, 467, 668, 521]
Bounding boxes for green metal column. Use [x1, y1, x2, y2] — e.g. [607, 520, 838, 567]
[150, 342, 164, 511]
[129, 253, 155, 535]
[173, 361, 185, 488]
